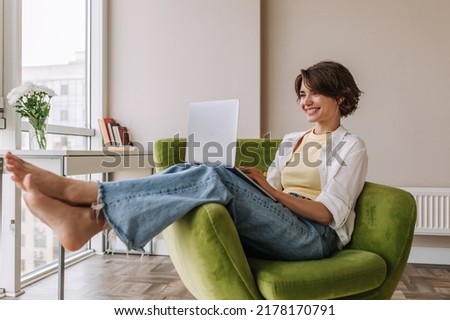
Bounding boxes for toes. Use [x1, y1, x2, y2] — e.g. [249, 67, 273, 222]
[4, 156, 26, 176]
[5, 164, 16, 173]
[4, 151, 16, 164]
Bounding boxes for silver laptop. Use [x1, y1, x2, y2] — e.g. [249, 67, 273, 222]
[185, 99, 277, 201]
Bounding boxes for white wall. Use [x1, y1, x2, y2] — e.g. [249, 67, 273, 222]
[108, 0, 260, 151]
[261, 0, 450, 189]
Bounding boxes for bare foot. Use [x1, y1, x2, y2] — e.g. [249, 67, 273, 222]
[4, 151, 98, 205]
[21, 173, 106, 252]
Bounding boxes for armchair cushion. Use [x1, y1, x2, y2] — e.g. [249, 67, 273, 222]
[249, 250, 386, 300]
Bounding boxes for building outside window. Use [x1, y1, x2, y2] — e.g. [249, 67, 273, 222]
[19, 0, 97, 277]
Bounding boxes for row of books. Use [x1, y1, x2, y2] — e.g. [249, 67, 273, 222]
[98, 118, 132, 147]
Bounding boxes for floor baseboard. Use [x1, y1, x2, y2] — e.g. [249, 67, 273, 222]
[408, 246, 450, 265]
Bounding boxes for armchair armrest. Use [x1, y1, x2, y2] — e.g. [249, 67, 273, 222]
[162, 203, 262, 299]
[348, 182, 417, 299]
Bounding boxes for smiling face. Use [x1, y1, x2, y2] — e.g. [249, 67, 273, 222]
[298, 82, 341, 133]
[294, 61, 363, 130]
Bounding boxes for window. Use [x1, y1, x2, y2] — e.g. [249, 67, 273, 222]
[0, 0, 105, 296]
[21, 0, 91, 151]
[60, 84, 69, 96]
[19, 0, 104, 277]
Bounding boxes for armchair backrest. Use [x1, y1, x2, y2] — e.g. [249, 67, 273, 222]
[154, 138, 188, 171]
[154, 138, 282, 172]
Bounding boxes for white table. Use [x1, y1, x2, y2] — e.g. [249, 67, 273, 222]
[0, 149, 153, 299]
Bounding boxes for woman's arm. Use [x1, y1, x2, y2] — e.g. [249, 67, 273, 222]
[239, 167, 333, 225]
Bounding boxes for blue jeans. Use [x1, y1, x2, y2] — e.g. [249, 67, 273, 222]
[98, 164, 339, 261]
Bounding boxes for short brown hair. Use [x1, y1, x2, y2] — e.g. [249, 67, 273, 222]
[294, 61, 363, 117]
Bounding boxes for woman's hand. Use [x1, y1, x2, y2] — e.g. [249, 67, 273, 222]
[238, 167, 274, 194]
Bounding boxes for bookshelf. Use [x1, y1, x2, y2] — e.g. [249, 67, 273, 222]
[98, 118, 133, 148]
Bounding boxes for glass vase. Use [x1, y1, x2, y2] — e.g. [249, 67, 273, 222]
[29, 124, 48, 150]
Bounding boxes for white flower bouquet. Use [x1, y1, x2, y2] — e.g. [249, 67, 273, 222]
[7, 82, 56, 149]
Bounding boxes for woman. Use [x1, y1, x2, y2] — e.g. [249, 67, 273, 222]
[4, 60, 367, 261]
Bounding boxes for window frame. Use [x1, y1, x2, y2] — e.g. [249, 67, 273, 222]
[0, 0, 107, 296]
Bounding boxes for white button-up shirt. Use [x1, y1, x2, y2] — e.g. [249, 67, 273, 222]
[266, 125, 368, 247]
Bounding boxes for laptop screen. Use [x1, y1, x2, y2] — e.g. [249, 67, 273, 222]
[185, 99, 239, 167]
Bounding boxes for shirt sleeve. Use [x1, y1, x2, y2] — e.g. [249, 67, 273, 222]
[316, 137, 368, 229]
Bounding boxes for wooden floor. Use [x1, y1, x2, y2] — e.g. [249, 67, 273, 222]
[5, 253, 450, 300]
[394, 263, 450, 299]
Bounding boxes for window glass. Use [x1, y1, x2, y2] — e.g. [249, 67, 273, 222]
[20, 0, 89, 276]
[22, 0, 88, 135]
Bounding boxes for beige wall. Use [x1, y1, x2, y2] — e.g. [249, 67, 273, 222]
[108, 0, 260, 150]
[261, 0, 450, 189]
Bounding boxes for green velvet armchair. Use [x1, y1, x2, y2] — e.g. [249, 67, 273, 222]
[153, 138, 417, 299]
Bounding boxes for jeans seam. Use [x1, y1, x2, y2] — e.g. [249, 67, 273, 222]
[107, 176, 218, 208]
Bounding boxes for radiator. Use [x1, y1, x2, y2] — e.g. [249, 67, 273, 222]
[402, 187, 450, 236]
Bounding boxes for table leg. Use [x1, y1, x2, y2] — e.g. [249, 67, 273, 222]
[57, 244, 65, 300]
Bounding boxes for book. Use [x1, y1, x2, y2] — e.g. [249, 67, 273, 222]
[108, 122, 121, 146]
[98, 118, 116, 146]
[118, 126, 131, 146]
[112, 125, 121, 146]
[98, 118, 133, 147]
